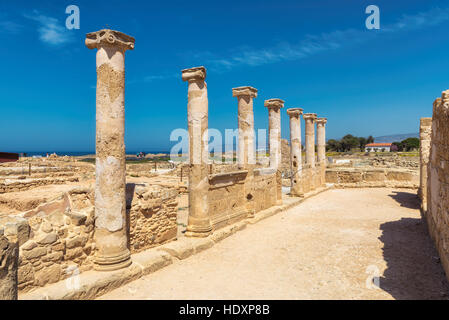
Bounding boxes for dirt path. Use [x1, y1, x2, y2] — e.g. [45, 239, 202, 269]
[100, 188, 449, 300]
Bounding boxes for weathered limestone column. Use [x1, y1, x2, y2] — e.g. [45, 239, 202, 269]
[265, 99, 285, 205]
[316, 118, 327, 163]
[265, 99, 285, 169]
[233, 86, 257, 217]
[286, 108, 304, 196]
[303, 113, 317, 191]
[316, 118, 327, 187]
[233, 86, 257, 168]
[304, 113, 317, 167]
[86, 29, 135, 271]
[182, 66, 212, 237]
[419, 117, 432, 213]
[0, 235, 18, 300]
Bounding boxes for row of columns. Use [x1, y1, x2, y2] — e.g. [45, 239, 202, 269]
[288, 111, 327, 196]
[85, 26, 328, 270]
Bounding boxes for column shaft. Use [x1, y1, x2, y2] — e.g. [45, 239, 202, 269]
[316, 120, 326, 163]
[316, 118, 327, 188]
[304, 114, 317, 167]
[287, 108, 303, 196]
[233, 87, 257, 168]
[183, 67, 211, 237]
[86, 29, 135, 271]
[265, 99, 285, 205]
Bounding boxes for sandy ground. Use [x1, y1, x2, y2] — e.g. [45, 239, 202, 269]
[99, 188, 449, 300]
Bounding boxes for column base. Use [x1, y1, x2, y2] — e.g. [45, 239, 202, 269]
[185, 225, 212, 238]
[94, 250, 132, 271]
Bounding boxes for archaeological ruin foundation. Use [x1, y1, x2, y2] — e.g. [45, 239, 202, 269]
[0, 29, 330, 299]
[2, 28, 448, 300]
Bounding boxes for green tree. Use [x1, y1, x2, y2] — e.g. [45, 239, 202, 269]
[401, 137, 419, 151]
[340, 134, 360, 152]
[326, 139, 341, 152]
[358, 137, 367, 151]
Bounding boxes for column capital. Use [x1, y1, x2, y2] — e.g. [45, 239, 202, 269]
[85, 29, 135, 51]
[264, 99, 285, 109]
[232, 86, 258, 98]
[182, 66, 206, 82]
[316, 117, 327, 125]
[286, 108, 303, 117]
[303, 113, 317, 121]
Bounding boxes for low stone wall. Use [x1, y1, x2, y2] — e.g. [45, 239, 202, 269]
[0, 177, 79, 193]
[0, 183, 179, 293]
[426, 94, 449, 281]
[206, 168, 280, 231]
[253, 169, 277, 213]
[0, 166, 76, 177]
[326, 168, 419, 188]
[298, 164, 324, 194]
[208, 171, 249, 230]
[0, 235, 18, 300]
[8, 190, 96, 292]
[127, 184, 178, 253]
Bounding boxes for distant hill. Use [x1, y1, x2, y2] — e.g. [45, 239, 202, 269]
[374, 133, 419, 143]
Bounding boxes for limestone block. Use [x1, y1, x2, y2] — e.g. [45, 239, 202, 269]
[0, 235, 18, 300]
[157, 240, 195, 260]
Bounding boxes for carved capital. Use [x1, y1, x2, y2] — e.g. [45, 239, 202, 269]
[182, 66, 206, 82]
[303, 113, 317, 121]
[232, 86, 258, 98]
[85, 29, 135, 51]
[286, 108, 303, 117]
[264, 99, 285, 110]
[316, 118, 327, 125]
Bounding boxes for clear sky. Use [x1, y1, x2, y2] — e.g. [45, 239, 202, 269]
[1, 0, 448, 152]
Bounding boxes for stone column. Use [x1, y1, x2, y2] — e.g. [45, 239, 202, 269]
[0, 235, 18, 300]
[264, 99, 285, 169]
[233, 86, 257, 217]
[316, 118, 327, 163]
[182, 66, 212, 237]
[316, 118, 327, 187]
[303, 113, 317, 167]
[303, 113, 317, 191]
[264, 99, 285, 205]
[86, 29, 135, 271]
[286, 108, 304, 196]
[232, 86, 257, 168]
[419, 117, 432, 213]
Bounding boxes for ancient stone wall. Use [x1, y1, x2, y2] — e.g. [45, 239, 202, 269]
[0, 177, 79, 193]
[0, 235, 18, 300]
[252, 169, 278, 213]
[208, 171, 249, 230]
[127, 184, 178, 253]
[11, 190, 95, 292]
[426, 95, 449, 281]
[419, 117, 432, 212]
[0, 184, 178, 292]
[205, 168, 278, 231]
[326, 167, 419, 188]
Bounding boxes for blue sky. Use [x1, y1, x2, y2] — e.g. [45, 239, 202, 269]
[1, 0, 448, 152]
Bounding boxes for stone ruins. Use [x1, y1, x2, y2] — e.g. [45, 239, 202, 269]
[0, 29, 328, 299]
[1, 28, 448, 299]
[421, 91, 449, 280]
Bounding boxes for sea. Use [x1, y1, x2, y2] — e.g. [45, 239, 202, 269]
[17, 151, 170, 157]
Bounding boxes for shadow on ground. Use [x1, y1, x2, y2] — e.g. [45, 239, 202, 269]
[379, 191, 449, 299]
[388, 190, 420, 209]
